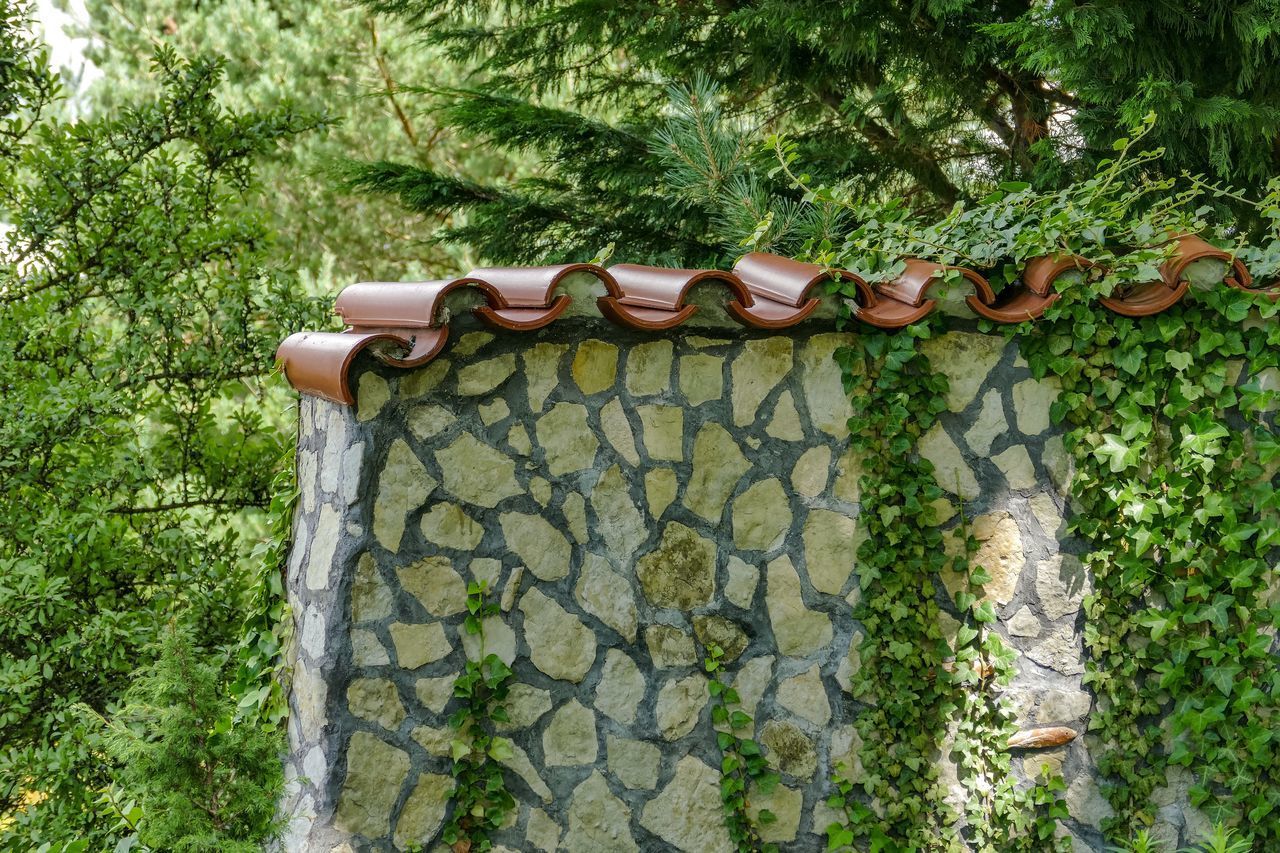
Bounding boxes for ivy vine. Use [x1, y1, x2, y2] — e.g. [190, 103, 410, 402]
[821, 319, 1067, 850]
[769, 114, 1280, 849]
[1016, 277, 1280, 843]
[704, 642, 781, 851]
[442, 580, 516, 852]
[230, 372, 302, 729]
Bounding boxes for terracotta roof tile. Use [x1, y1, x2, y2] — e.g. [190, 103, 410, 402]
[277, 235, 1276, 404]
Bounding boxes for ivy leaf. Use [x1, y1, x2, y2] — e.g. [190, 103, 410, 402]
[450, 739, 472, 762]
[1204, 664, 1242, 698]
[487, 737, 514, 762]
[1164, 350, 1193, 372]
[1114, 347, 1144, 375]
[1094, 434, 1136, 473]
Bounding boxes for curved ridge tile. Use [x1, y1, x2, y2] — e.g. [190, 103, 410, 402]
[279, 241, 1264, 404]
[1162, 234, 1267, 295]
[969, 255, 1089, 323]
[730, 252, 874, 328]
[733, 252, 828, 305]
[1022, 254, 1093, 297]
[335, 278, 502, 329]
[599, 264, 753, 329]
[276, 330, 416, 405]
[466, 263, 596, 329]
[729, 295, 821, 329]
[1100, 273, 1187, 318]
[876, 260, 995, 307]
[856, 259, 995, 329]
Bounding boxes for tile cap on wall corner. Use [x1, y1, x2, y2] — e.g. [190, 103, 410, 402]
[277, 235, 1276, 404]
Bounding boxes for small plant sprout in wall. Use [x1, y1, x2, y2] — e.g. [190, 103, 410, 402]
[441, 580, 515, 852]
[704, 642, 781, 853]
[1105, 823, 1253, 853]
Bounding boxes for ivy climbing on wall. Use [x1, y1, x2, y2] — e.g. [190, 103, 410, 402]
[1015, 273, 1280, 842]
[704, 641, 781, 851]
[825, 320, 1070, 851]
[443, 580, 517, 851]
[768, 116, 1280, 849]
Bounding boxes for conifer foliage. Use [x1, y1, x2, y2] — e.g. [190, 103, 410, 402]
[352, 0, 1280, 266]
[96, 625, 283, 852]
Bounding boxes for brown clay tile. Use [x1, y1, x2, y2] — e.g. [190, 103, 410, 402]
[1099, 276, 1187, 318]
[966, 254, 1088, 323]
[278, 241, 1265, 404]
[856, 260, 996, 329]
[465, 263, 591, 329]
[1162, 234, 1258, 293]
[728, 295, 821, 329]
[730, 252, 876, 328]
[598, 264, 752, 329]
[335, 279, 502, 328]
[1006, 726, 1078, 749]
[1022, 254, 1095, 297]
[732, 252, 832, 307]
[879, 260, 995, 307]
[276, 330, 426, 405]
[853, 293, 935, 330]
[597, 297, 699, 330]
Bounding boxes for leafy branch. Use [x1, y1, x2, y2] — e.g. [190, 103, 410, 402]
[704, 642, 780, 852]
[441, 581, 515, 853]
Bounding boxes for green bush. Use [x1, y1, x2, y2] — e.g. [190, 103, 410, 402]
[0, 4, 323, 845]
[90, 625, 283, 853]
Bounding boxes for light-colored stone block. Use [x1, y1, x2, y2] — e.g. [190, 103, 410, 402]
[521, 588, 596, 682]
[626, 340, 673, 396]
[679, 353, 724, 405]
[641, 757, 734, 853]
[685, 422, 750, 521]
[536, 402, 598, 475]
[335, 731, 409, 839]
[766, 556, 832, 656]
[436, 432, 521, 508]
[543, 700, 598, 765]
[732, 477, 792, 550]
[732, 337, 793, 425]
[571, 340, 618, 395]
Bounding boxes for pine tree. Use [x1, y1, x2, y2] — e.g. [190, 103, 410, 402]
[78, 0, 528, 281]
[351, 0, 1280, 266]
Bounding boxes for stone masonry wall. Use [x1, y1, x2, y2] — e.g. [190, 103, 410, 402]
[276, 319, 1199, 852]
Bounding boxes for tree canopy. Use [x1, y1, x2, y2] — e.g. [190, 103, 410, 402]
[0, 7, 322, 843]
[350, 0, 1280, 265]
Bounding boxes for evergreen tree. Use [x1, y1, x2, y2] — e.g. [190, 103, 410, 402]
[997, 1, 1280, 191]
[96, 625, 284, 852]
[351, 0, 1280, 266]
[78, 0, 527, 281]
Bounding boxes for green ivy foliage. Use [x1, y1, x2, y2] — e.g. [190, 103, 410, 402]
[1015, 276, 1280, 842]
[442, 581, 516, 851]
[822, 320, 1067, 851]
[704, 642, 781, 851]
[762, 114, 1280, 848]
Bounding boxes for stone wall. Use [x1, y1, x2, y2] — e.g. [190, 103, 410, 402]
[277, 318, 1171, 852]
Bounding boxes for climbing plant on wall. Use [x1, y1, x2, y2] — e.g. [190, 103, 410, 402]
[749, 118, 1280, 848]
[1015, 261, 1280, 841]
[823, 317, 1070, 850]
